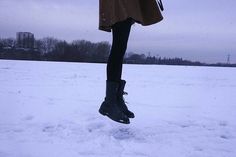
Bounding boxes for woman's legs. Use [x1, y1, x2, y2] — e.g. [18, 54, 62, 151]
[99, 18, 133, 124]
[107, 18, 132, 82]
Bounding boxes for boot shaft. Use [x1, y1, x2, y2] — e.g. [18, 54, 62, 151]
[105, 80, 119, 102]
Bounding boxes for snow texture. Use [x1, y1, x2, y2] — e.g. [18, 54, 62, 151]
[0, 60, 236, 157]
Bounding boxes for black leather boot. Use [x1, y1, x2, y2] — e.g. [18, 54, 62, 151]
[99, 81, 130, 124]
[117, 80, 135, 118]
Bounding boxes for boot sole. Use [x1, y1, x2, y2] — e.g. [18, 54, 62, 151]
[99, 108, 130, 124]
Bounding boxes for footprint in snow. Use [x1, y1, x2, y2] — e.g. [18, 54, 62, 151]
[1, 67, 10, 70]
[22, 115, 34, 121]
[42, 124, 65, 133]
[110, 128, 136, 140]
[87, 122, 105, 133]
[42, 125, 55, 132]
[180, 124, 190, 128]
[220, 135, 231, 140]
[194, 146, 204, 152]
[12, 129, 24, 133]
[219, 121, 228, 127]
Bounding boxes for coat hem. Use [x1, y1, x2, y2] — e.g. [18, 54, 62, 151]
[99, 16, 163, 32]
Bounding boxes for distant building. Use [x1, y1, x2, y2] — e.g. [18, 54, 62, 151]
[16, 32, 35, 49]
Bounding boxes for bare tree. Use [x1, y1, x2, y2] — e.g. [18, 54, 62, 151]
[93, 41, 111, 62]
[37, 37, 60, 54]
[0, 38, 16, 48]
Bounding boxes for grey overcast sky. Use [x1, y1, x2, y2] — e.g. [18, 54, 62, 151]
[0, 0, 236, 63]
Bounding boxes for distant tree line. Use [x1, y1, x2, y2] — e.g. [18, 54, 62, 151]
[0, 37, 110, 63]
[123, 52, 203, 66]
[0, 37, 235, 67]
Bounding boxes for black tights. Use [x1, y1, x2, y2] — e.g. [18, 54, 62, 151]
[107, 18, 132, 82]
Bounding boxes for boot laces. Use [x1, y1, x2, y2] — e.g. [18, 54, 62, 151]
[122, 91, 129, 104]
[123, 91, 128, 95]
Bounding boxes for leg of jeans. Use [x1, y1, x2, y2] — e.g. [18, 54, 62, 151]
[107, 18, 132, 82]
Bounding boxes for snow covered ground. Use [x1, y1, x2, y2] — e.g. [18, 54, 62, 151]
[0, 59, 236, 157]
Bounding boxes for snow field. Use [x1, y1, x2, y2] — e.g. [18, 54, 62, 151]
[0, 60, 236, 157]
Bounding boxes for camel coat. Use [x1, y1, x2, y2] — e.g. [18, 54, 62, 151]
[99, 0, 163, 32]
